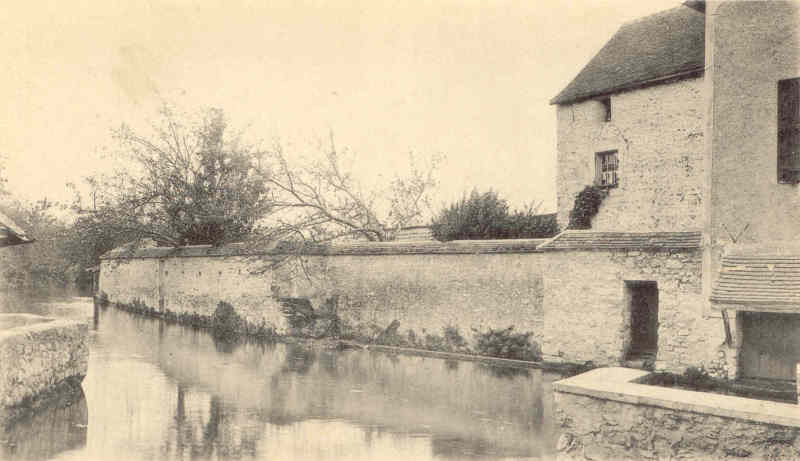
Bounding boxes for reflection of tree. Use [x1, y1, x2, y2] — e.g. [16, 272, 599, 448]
[165, 383, 265, 460]
[281, 343, 316, 375]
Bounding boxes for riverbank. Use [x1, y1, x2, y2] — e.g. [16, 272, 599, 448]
[98, 294, 590, 377]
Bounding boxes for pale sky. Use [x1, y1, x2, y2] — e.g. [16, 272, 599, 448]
[0, 0, 680, 214]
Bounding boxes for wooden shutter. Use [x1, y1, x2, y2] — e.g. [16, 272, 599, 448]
[778, 78, 800, 183]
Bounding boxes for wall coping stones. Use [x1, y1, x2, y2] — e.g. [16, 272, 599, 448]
[537, 230, 702, 251]
[99, 238, 550, 260]
[554, 367, 800, 428]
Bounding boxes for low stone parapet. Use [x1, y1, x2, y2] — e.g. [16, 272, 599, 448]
[0, 314, 89, 411]
[554, 367, 800, 460]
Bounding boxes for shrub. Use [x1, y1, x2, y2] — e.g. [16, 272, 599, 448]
[96, 291, 110, 307]
[472, 326, 542, 361]
[212, 301, 244, 342]
[567, 185, 606, 229]
[431, 189, 557, 241]
[683, 366, 715, 391]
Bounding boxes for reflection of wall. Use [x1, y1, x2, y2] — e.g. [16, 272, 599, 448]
[95, 308, 558, 459]
[0, 385, 87, 460]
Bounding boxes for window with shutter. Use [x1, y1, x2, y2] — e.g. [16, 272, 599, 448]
[778, 78, 800, 184]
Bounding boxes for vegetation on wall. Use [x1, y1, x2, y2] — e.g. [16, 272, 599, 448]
[567, 185, 607, 230]
[430, 189, 558, 241]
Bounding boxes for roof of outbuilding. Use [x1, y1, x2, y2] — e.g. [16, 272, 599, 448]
[0, 209, 32, 247]
[537, 230, 702, 251]
[711, 245, 800, 309]
[550, 5, 705, 105]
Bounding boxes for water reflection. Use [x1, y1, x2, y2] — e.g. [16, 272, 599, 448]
[2, 296, 560, 461]
[0, 386, 87, 461]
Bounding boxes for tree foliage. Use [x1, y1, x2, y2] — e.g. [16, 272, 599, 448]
[430, 189, 558, 241]
[77, 105, 271, 247]
[0, 199, 73, 291]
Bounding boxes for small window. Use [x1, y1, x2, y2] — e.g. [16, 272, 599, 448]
[595, 150, 619, 188]
[778, 78, 800, 183]
[601, 97, 612, 122]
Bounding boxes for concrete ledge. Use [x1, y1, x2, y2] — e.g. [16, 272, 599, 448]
[554, 367, 800, 428]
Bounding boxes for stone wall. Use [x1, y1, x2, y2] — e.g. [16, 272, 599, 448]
[554, 368, 800, 461]
[0, 314, 89, 409]
[542, 248, 728, 376]
[286, 252, 546, 343]
[101, 254, 287, 331]
[99, 242, 548, 343]
[555, 77, 704, 232]
[99, 241, 729, 374]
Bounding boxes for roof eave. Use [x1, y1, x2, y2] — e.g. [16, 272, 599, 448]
[550, 67, 705, 106]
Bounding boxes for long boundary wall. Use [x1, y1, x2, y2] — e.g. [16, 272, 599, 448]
[99, 240, 727, 374]
[99, 241, 548, 345]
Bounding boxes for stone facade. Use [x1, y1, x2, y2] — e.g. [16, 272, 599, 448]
[0, 314, 88, 409]
[555, 77, 705, 232]
[542, 248, 728, 375]
[707, 1, 800, 249]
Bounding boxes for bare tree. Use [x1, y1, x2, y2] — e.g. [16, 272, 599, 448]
[260, 132, 439, 246]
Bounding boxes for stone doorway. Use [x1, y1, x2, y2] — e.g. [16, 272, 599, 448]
[625, 281, 659, 363]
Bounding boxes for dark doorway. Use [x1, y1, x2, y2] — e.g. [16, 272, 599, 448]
[626, 281, 659, 360]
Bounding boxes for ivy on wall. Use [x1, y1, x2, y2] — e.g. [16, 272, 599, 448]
[567, 185, 608, 230]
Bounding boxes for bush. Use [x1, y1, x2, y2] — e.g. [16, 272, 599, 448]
[567, 185, 607, 229]
[212, 301, 245, 342]
[96, 291, 110, 307]
[472, 326, 541, 361]
[431, 189, 557, 241]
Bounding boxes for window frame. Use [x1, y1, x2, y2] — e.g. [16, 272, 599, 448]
[601, 97, 612, 122]
[595, 149, 619, 188]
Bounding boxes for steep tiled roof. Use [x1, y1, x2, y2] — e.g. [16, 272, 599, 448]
[537, 230, 701, 251]
[711, 245, 800, 308]
[551, 5, 705, 105]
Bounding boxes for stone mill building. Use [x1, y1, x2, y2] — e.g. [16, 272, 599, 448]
[544, 0, 800, 381]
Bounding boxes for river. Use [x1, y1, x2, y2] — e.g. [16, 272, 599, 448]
[1, 296, 561, 461]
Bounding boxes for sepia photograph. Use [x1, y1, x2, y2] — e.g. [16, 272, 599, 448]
[0, 1, 799, 460]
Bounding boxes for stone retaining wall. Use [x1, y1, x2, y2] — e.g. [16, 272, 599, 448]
[0, 314, 89, 409]
[554, 368, 800, 461]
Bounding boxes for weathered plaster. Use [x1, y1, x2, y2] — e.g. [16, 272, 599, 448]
[542, 248, 728, 376]
[556, 77, 705, 232]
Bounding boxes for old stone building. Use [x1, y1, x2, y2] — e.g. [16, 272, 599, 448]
[547, 0, 800, 379]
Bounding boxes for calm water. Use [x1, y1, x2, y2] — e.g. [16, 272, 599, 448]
[1, 296, 560, 461]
